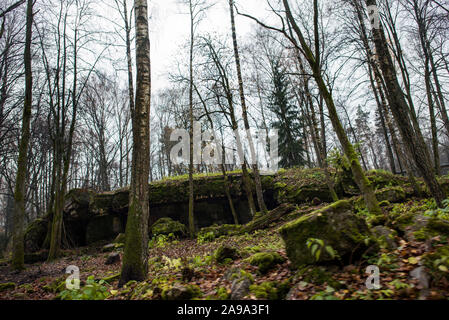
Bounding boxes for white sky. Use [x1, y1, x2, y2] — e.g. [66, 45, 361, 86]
[147, 0, 272, 91]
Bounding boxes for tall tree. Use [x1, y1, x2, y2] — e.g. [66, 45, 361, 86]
[365, 0, 445, 206]
[281, 0, 381, 214]
[268, 58, 306, 168]
[228, 0, 268, 215]
[119, 0, 151, 285]
[11, 0, 32, 271]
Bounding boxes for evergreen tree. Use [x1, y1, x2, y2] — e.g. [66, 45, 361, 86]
[268, 59, 305, 168]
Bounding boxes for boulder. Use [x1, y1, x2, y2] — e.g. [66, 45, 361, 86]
[247, 252, 286, 274]
[215, 246, 239, 263]
[161, 283, 202, 300]
[371, 226, 398, 250]
[375, 186, 407, 203]
[279, 200, 375, 267]
[24, 218, 48, 253]
[151, 217, 187, 238]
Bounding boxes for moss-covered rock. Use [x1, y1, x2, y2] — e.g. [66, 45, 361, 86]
[371, 226, 398, 250]
[247, 251, 286, 274]
[249, 280, 291, 300]
[215, 246, 239, 263]
[161, 283, 202, 300]
[197, 224, 242, 240]
[279, 200, 375, 267]
[0, 282, 16, 292]
[375, 186, 407, 203]
[407, 216, 449, 241]
[24, 218, 48, 253]
[151, 217, 187, 238]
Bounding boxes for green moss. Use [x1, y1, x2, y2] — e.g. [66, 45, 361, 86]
[214, 287, 230, 300]
[280, 200, 374, 266]
[0, 282, 16, 292]
[247, 252, 286, 274]
[297, 266, 344, 289]
[161, 283, 202, 300]
[151, 217, 187, 237]
[215, 246, 239, 264]
[249, 279, 291, 300]
[197, 224, 242, 240]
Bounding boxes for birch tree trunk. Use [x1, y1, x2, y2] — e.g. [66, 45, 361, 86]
[229, 0, 267, 215]
[119, 0, 151, 285]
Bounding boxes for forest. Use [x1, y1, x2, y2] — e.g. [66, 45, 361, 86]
[0, 0, 449, 304]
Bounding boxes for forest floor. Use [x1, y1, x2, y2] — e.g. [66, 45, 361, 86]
[1, 197, 449, 300]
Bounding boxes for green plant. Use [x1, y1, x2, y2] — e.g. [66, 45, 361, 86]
[306, 238, 338, 262]
[162, 256, 183, 271]
[148, 233, 176, 249]
[310, 286, 339, 300]
[59, 276, 110, 300]
[424, 199, 449, 220]
[197, 231, 215, 244]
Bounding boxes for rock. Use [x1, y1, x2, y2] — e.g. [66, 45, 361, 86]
[375, 186, 406, 203]
[105, 252, 120, 265]
[151, 217, 187, 238]
[371, 226, 398, 250]
[410, 266, 430, 289]
[279, 200, 375, 267]
[161, 283, 202, 300]
[247, 252, 286, 274]
[197, 224, 242, 240]
[230, 278, 252, 300]
[102, 244, 115, 253]
[0, 282, 16, 292]
[215, 246, 239, 263]
[404, 215, 449, 241]
[24, 218, 48, 253]
[114, 233, 126, 244]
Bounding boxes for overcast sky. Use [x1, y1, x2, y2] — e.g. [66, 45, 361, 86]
[147, 0, 273, 91]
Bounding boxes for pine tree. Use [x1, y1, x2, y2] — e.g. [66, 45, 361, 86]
[268, 59, 305, 168]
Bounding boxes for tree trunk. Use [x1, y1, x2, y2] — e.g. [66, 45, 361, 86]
[119, 0, 151, 285]
[282, 0, 380, 214]
[11, 0, 33, 271]
[365, 0, 444, 206]
[188, 0, 195, 237]
[229, 0, 267, 215]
